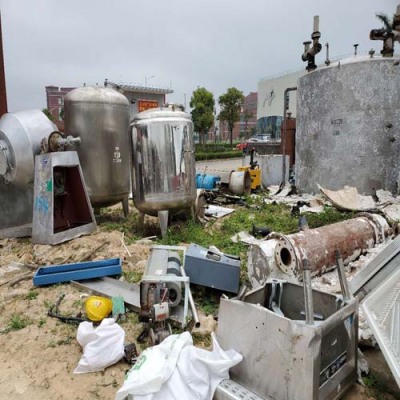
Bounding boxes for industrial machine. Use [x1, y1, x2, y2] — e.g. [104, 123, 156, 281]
[139, 246, 199, 345]
[236, 148, 261, 192]
[130, 104, 197, 237]
[32, 151, 96, 245]
[64, 86, 131, 214]
[216, 257, 358, 400]
[0, 110, 56, 238]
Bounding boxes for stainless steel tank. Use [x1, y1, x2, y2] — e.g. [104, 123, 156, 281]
[296, 56, 400, 195]
[130, 104, 196, 232]
[64, 86, 131, 207]
[0, 110, 56, 237]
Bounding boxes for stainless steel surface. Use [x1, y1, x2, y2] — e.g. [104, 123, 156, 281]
[130, 105, 196, 216]
[180, 266, 200, 328]
[32, 151, 96, 245]
[361, 267, 400, 388]
[336, 251, 353, 301]
[214, 380, 264, 400]
[350, 235, 400, 300]
[0, 110, 56, 237]
[217, 281, 358, 400]
[64, 86, 131, 207]
[303, 260, 315, 325]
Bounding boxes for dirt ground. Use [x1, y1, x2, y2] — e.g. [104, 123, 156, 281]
[0, 222, 398, 399]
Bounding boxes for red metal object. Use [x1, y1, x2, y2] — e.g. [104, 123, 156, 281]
[273, 213, 389, 277]
[280, 117, 296, 166]
[0, 12, 8, 117]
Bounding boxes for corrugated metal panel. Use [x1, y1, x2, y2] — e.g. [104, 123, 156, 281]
[361, 267, 400, 388]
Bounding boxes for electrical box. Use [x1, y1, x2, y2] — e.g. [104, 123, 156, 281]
[185, 243, 240, 293]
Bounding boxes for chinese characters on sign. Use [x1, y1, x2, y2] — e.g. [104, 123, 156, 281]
[138, 100, 159, 113]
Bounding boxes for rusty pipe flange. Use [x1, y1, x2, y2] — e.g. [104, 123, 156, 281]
[268, 232, 299, 275]
[357, 212, 390, 244]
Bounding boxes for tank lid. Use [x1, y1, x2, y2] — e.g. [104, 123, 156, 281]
[64, 86, 130, 106]
[132, 104, 191, 122]
[321, 54, 400, 69]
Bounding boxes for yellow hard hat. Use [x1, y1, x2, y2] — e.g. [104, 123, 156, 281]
[85, 296, 112, 321]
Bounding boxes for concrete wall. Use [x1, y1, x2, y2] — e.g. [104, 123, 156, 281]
[260, 155, 289, 187]
[296, 56, 400, 195]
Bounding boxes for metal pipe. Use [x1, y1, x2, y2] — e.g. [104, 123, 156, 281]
[335, 250, 353, 301]
[302, 259, 314, 325]
[281, 87, 297, 184]
[273, 213, 389, 277]
[180, 267, 200, 328]
[301, 15, 322, 71]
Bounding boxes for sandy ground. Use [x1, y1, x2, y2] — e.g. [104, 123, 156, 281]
[0, 230, 151, 400]
[0, 221, 398, 399]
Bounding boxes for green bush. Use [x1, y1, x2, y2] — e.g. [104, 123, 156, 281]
[195, 151, 242, 161]
[195, 143, 239, 153]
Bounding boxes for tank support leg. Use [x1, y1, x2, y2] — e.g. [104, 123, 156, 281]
[122, 198, 129, 218]
[158, 210, 169, 238]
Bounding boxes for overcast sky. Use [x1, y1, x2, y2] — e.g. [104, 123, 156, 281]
[0, 0, 397, 112]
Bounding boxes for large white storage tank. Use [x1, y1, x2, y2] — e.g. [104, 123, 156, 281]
[295, 56, 400, 195]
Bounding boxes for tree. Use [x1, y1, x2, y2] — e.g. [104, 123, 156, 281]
[190, 87, 215, 144]
[242, 108, 254, 139]
[376, 12, 395, 31]
[218, 87, 244, 145]
[42, 108, 54, 122]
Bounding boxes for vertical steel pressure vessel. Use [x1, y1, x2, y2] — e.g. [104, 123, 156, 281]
[130, 104, 196, 218]
[64, 86, 131, 207]
[296, 56, 400, 195]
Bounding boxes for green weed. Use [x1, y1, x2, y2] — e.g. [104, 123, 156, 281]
[2, 313, 32, 333]
[124, 270, 143, 284]
[25, 290, 39, 300]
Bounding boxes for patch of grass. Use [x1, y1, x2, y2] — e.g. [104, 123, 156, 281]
[192, 332, 212, 348]
[43, 299, 54, 309]
[25, 290, 39, 301]
[124, 270, 143, 284]
[199, 298, 219, 316]
[72, 299, 84, 309]
[97, 210, 143, 243]
[2, 313, 32, 333]
[363, 374, 391, 400]
[37, 317, 47, 327]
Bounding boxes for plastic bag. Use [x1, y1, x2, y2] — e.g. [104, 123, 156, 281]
[115, 332, 192, 400]
[115, 332, 242, 400]
[74, 318, 125, 374]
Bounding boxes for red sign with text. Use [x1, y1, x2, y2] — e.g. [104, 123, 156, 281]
[138, 100, 159, 113]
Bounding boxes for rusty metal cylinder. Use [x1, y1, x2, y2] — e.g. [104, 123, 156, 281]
[273, 213, 389, 277]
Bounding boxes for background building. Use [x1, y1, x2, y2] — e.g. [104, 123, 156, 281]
[113, 83, 173, 118]
[45, 86, 75, 130]
[257, 69, 305, 139]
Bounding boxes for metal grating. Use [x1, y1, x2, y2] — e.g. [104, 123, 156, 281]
[214, 380, 265, 400]
[361, 267, 400, 387]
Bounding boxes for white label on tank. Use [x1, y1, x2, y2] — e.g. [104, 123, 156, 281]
[113, 146, 122, 164]
[155, 269, 163, 275]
